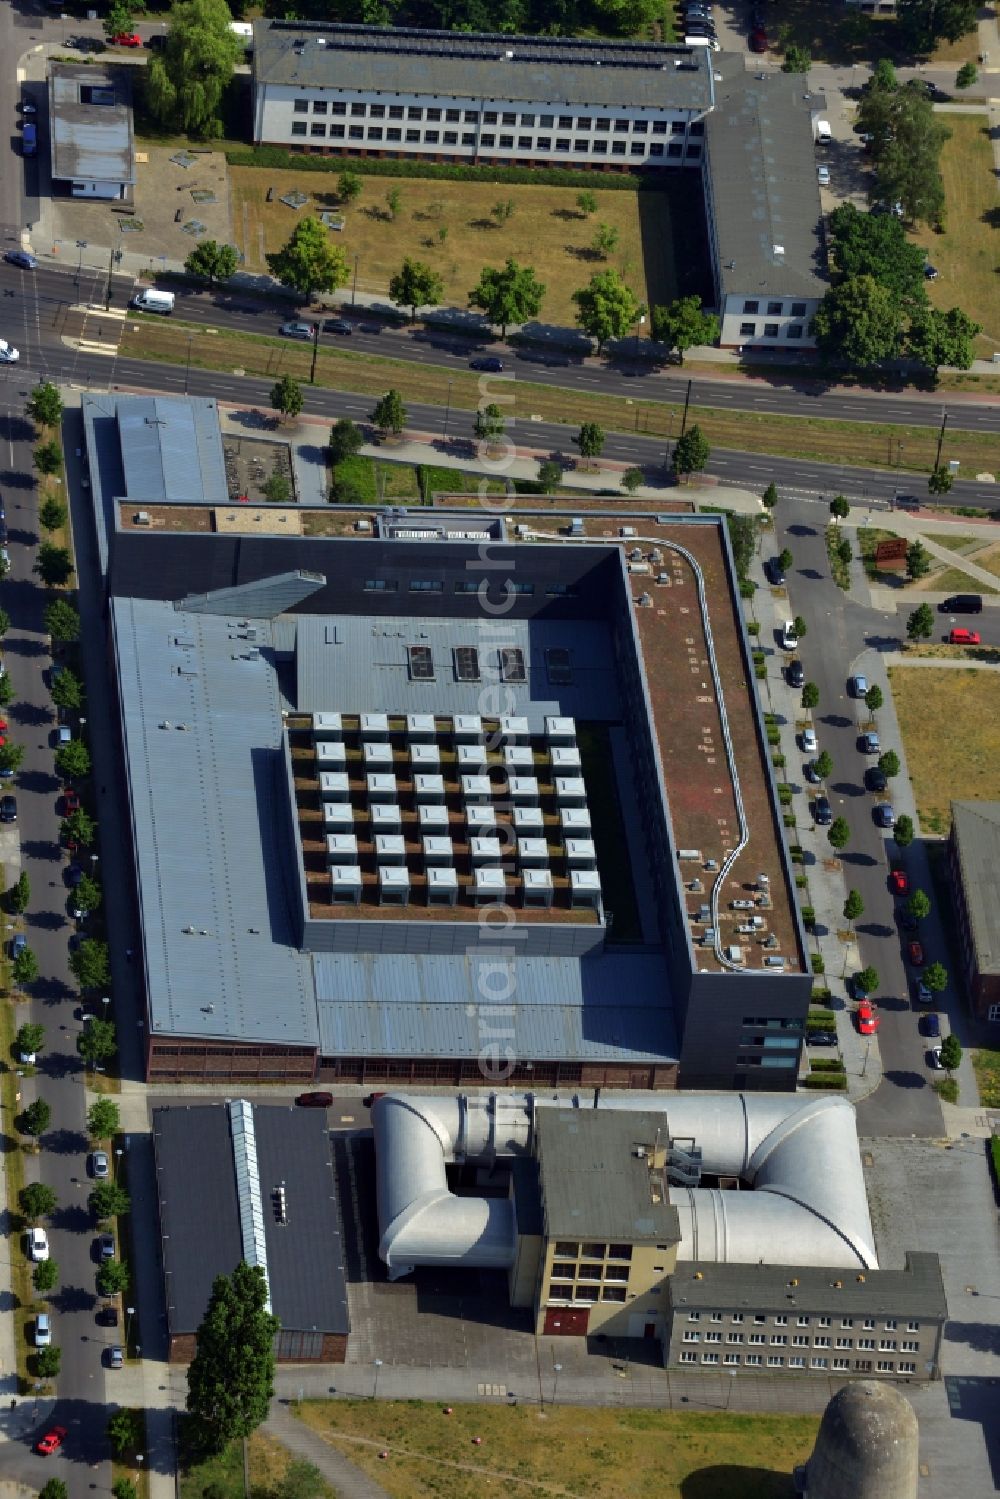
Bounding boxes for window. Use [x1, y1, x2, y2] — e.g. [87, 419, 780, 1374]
[602, 1286, 627, 1302]
[409, 580, 443, 593]
[841, 1318, 854, 1330]
[796, 1316, 810, 1328]
[653, 120, 667, 134]
[408, 106, 423, 120]
[574, 1285, 599, 1302]
[582, 1244, 604, 1259]
[855, 1359, 873, 1372]
[608, 1245, 632, 1262]
[502, 111, 516, 125]
[863, 1319, 875, 1330]
[672, 120, 686, 134]
[690, 121, 704, 136]
[331, 101, 346, 115]
[612, 141, 627, 155]
[330, 125, 345, 138]
[350, 102, 365, 117]
[753, 1315, 766, 1326]
[786, 325, 803, 339]
[555, 1242, 577, 1256]
[575, 141, 589, 152]
[405, 129, 419, 142]
[519, 136, 532, 149]
[767, 301, 783, 315]
[556, 139, 570, 152]
[596, 117, 611, 131]
[578, 1264, 602, 1281]
[630, 143, 645, 156]
[679, 1351, 697, 1363]
[764, 323, 780, 338]
[614, 119, 629, 132]
[879, 1340, 897, 1352]
[578, 116, 592, 130]
[465, 110, 479, 123]
[370, 104, 385, 118]
[792, 1336, 809, 1348]
[906, 1321, 920, 1333]
[788, 1356, 805, 1369]
[349, 125, 363, 140]
[559, 115, 573, 128]
[368, 127, 383, 141]
[766, 1355, 784, 1367]
[387, 128, 401, 142]
[748, 1334, 765, 1345]
[899, 1361, 916, 1374]
[521, 112, 536, 126]
[389, 105, 404, 120]
[832, 1358, 850, 1371]
[745, 1353, 762, 1366]
[425, 130, 439, 144]
[990, 1003, 1000, 1022]
[858, 1338, 876, 1350]
[726, 1333, 743, 1344]
[499, 134, 514, 148]
[540, 114, 554, 127]
[877, 1360, 895, 1373]
[633, 119, 648, 133]
[686, 145, 702, 159]
[427, 108, 441, 121]
[291, 122, 307, 137]
[814, 1337, 831, 1349]
[705, 1332, 722, 1344]
[443, 131, 458, 145]
[819, 1317, 832, 1328]
[740, 323, 756, 337]
[537, 137, 552, 150]
[364, 579, 398, 592]
[810, 1357, 828, 1369]
[743, 300, 760, 314]
[593, 140, 607, 154]
[770, 1335, 787, 1346]
[462, 133, 476, 146]
[836, 1338, 853, 1350]
[731, 1314, 743, 1325]
[723, 1353, 740, 1366]
[446, 108, 460, 122]
[552, 1261, 575, 1278]
[710, 1313, 724, 1323]
[701, 1353, 719, 1365]
[311, 123, 326, 137]
[649, 143, 664, 157]
[682, 1331, 701, 1343]
[687, 1312, 701, 1323]
[791, 301, 807, 316]
[668, 143, 683, 157]
[484, 111, 498, 124]
[293, 99, 309, 114]
[480, 134, 495, 148]
[885, 1320, 898, 1331]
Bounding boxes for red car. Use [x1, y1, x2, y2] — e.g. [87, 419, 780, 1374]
[855, 1000, 880, 1036]
[111, 32, 143, 46]
[948, 628, 981, 645]
[890, 869, 909, 895]
[36, 1426, 67, 1457]
[295, 1091, 333, 1108]
[749, 27, 768, 51]
[62, 788, 80, 815]
[907, 940, 926, 967]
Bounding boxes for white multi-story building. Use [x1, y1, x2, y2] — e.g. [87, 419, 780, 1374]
[251, 22, 715, 169]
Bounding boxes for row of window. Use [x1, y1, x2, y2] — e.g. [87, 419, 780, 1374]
[743, 299, 808, 316]
[289, 122, 699, 157]
[363, 579, 581, 598]
[552, 1262, 631, 1282]
[739, 321, 805, 340]
[683, 1332, 920, 1351]
[291, 99, 704, 136]
[678, 1352, 918, 1373]
[687, 1312, 920, 1331]
[554, 1242, 636, 1260]
[549, 1284, 628, 1303]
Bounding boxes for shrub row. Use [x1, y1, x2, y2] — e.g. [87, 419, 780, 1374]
[991, 1135, 1000, 1188]
[803, 1073, 848, 1090]
[226, 146, 663, 191]
[809, 1057, 844, 1072]
[807, 1008, 837, 1028]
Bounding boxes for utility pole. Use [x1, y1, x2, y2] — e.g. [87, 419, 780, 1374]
[679, 378, 693, 438]
[934, 408, 949, 472]
[309, 320, 320, 385]
[105, 245, 114, 310]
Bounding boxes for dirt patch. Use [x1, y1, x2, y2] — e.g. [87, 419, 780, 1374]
[889, 664, 1000, 833]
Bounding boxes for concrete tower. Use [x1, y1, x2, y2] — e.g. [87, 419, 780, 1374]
[800, 1380, 919, 1499]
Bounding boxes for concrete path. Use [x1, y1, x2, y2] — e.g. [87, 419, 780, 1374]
[265, 1404, 390, 1499]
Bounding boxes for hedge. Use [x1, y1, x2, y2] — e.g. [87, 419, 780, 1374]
[809, 1057, 845, 1072]
[226, 146, 664, 191]
[803, 1073, 848, 1090]
[807, 1008, 837, 1028]
[991, 1135, 1000, 1188]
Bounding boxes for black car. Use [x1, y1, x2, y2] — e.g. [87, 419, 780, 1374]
[470, 356, 504, 372]
[918, 1012, 941, 1037]
[786, 658, 805, 688]
[940, 593, 982, 614]
[96, 1305, 119, 1327]
[0, 518, 7, 544]
[765, 556, 786, 586]
[807, 1031, 838, 1047]
[865, 766, 887, 793]
[324, 318, 354, 335]
[812, 796, 833, 826]
[804, 761, 822, 785]
[0, 795, 16, 823]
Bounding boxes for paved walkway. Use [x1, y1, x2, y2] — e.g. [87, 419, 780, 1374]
[264, 1405, 390, 1499]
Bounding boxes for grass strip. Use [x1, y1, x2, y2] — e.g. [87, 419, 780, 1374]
[0, 997, 33, 1394]
[120, 320, 1000, 476]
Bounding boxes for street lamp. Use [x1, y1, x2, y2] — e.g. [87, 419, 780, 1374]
[126, 1304, 135, 1349]
[76, 240, 88, 286]
[552, 1362, 562, 1405]
[115, 1147, 124, 1179]
[372, 1358, 383, 1400]
[725, 1369, 738, 1409]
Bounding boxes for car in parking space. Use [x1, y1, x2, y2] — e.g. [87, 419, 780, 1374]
[855, 1000, 880, 1035]
[36, 1426, 67, 1457]
[804, 760, 822, 784]
[33, 1313, 51, 1347]
[10, 932, 26, 961]
[817, 165, 831, 186]
[324, 318, 353, 335]
[470, 356, 504, 372]
[295, 1090, 333, 1108]
[874, 802, 895, 829]
[927, 1047, 944, 1070]
[107, 1345, 125, 1369]
[860, 730, 880, 755]
[90, 1150, 110, 1179]
[97, 1304, 119, 1328]
[0, 340, 20, 364]
[849, 673, 868, 698]
[812, 795, 833, 826]
[948, 628, 981, 645]
[1, 795, 17, 822]
[63, 788, 81, 815]
[918, 1012, 941, 1037]
[801, 727, 817, 754]
[19, 98, 37, 115]
[890, 868, 909, 895]
[807, 1030, 838, 1047]
[279, 320, 316, 341]
[28, 1227, 49, 1262]
[866, 766, 888, 793]
[765, 556, 786, 586]
[749, 26, 768, 50]
[907, 939, 925, 967]
[786, 658, 805, 688]
[913, 977, 933, 1003]
[781, 620, 799, 650]
[66, 864, 84, 888]
[111, 32, 143, 45]
[940, 593, 982, 614]
[98, 1233, 115, 1261]
[849, 972, 873, 1002]
[4, 250, 36, 269]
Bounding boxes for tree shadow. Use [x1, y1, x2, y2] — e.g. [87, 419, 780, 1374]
[49, 1204, 91, 1235]
[50, 1283, 97, 1315]
[841, 851, 878, 867]
[856, 922, 894, 939]
[40, 1127, 88, 1155]
[881, 1068, 930, 1090]
[19, 840, 61, 862]
[25, 911, 69, 932]
[8, 702, 55, 727]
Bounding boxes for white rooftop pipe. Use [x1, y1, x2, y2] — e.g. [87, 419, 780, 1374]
[373, 1091, 878, 1281]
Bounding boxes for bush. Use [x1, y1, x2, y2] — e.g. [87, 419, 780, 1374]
[777, 784, 793, 806]
[226, 146, 663, 192]
[807, 1009, 837, 1027]
[811, 952, 825, 975]
[991, 1135, 1000, 1188]
[801, 906, 816, 928]
[809, 1057, 845, 1072]
[771, 754, 785, 770]
[934, 1077, 959, 1104]
[803, 1073, 848, 1090]
[766, 726, 781, 746]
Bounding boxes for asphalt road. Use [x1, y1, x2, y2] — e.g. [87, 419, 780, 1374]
[775, 498, 944, 1137]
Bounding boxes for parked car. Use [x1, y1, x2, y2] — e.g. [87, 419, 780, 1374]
[801, 728, 818, 754]
[855, 1000, 880, 1035]
[110, 31, 143, 45]
[62, 788, 81, 815]
[28, 1227, 49, 1262]
[907, 939, 925, 967]
[927, 1047, 944, 1070]
[1, 795, 17, 822]
[33, 1313, 51, 1348]
[10, 932, 26, 960]
[817, 165, 831, 186]
[890, 868, 909, 895]
[913, 978, 933, 1003]
[948, 628, 981, 645]
[3, 250, 36, 269]
[860, 731, 880, 755]
[765, 556, 786, 586]
[849, 674, 868, 698]
[786, 658, 805, 688]
[106, 1345, 125, 1369]
[874, 803, 895, 829]
[36, 1426, 67, 1457]
[781, 620, 798, 650]
[324, 318, 353, 335]
[924, 263, 939, 280]
[940, 593, 982, 614]
[849, 973, 873, 1001]
[90, 1150, 110, 1179]
[807, 1030, 838, 1047]
[470, 356, 504, 372]
[0, 340, 20, 364]
[812, 796, 833, 826]
[279, 321, 316, 341]
[866, 766, 888, 793]
[98, 1233, 115, 1261]
[97, 1304, 119, 1328]
[749, 26, 768, 50]
[918, 1012, 941, 1037]
[295, 1091, 334, 1108]
[898, 909, 918, 933]
[66, 864, 84, 888]
[804, 761, 822, 784]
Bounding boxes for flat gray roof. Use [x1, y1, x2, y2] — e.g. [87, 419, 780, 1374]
[950, 800, 1000, 974]
[706, 61, 825, 299]
[48, 63, 134, 186]
[253, 20, 714, 111]
[535, 1107, 681, 1243]
[669, 1251, 947, 1320]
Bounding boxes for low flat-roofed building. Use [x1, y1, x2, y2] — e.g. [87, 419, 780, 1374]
[48, 62, 135, 199]
[152, 1101, 350, 1362]
[948, 800, 1000, 1024]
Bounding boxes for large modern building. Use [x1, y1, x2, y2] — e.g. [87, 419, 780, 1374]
[83, 393, 811, 1089]
[48, 62, 135, 200]
[948, 800, 1000, 1025]
[249, 22, 825, 348]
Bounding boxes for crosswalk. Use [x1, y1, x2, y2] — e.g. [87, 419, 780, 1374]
[60, 302, 128, 357]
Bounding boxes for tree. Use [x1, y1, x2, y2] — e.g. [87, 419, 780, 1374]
[869, 56, 899, 92]
[35, 544, 74, 587]
[370, 390, 406, 437]
[39, 496, 67, 532]
[894, 813, 915, 848]
[837, 537, 853, 569]
[621, 467, 644, 494]
[577, 422, 605, 466]
[924, 959, 948, 992]
[270, 375, 303, 423]
[34, 441, 63, 477]
[113, 1480, 138, 1499]
[107, 1409, 142, 1458]
[266, 217, 349, 299]
[828, 817, 850, 850]
[337, 170, 362, 205]
[104, 0, 141, 40]
[15, 1021, 45, 1058]
[812, 275, 902, 367]
[261, 473, 291, 504]
[906, 539, 932, 580]
[33, 1259, 58, 1295]
[0, 608, 11, 639]
[939, 1033, 963, 1071]
[469, 258, 545, 339]
[55, 740, 91, 779]
[0, 676, 12, 708]
[146, 0, 243, 137]
[761, 483, 779, 511]
[826, 203, 928, 309]
[13, 947, 39, 987]
[78, 1017, 117, 1066]
[782, 43, 811, 72]
[928, 465, 954, 495]
[329, 419, 363, 464]
[27, 382, 63, 428]
[490, 198, 515, 226]
[830, 495, 850, 520]
[591, 222, 619, 259]
[51, 667, 84, 711]
[0, 743, 24, 776]
[91, 1182, 130, 1222]
[385, 188, 402, 221]
[537, 459, 563, 491]
[71, 940, 112, 994]
[815, 749, 833, 779]
[388, 258, 444, 321]
[62, 808, 97, 850]
[907, 602, 934, 641]
[40, 1480, 68, 1499]
[88, 1097, 121, 1140]
[35, 1346, 61, 1379]
[474, 404, 506, 444]
[184, 241, 239, 287]
[778, 548, 794, 573]
[576, 190, 597, 217]
[900, 0, 977, 52]
[956, 60, 978, 87]
[879, 749, 901, 778]
[98, 1260, 130, 1297]
[910, 307, 980, 374]
[21, 1098, 51, 1137]
[20, 1183, 57, 1220]
[802, 682, 820, 710]
[9, 870, 30, 914]
[673, 424, 711, 476]
[843, 889, 864, 925]
[186, 1262, 279, 1454]
[857, 965, 880, 995]
[651, 297, 720, 363]
[906, 888, 932, 922]
[44, 598, 80, 642]
[793, 615, 808, 641]
[872, 88, 950, 226]
[572, 269, 643, 351]
[865, 684, 883, 715]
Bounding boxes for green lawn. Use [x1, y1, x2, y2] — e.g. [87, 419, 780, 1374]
[178, 1423, 332, 1499]
[972, 1048, 1000, 1108]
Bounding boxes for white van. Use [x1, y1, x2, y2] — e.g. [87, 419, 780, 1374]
[131, 288, 175, 315]
[685, 33, 720, 49]
[815, 119, 833, 145]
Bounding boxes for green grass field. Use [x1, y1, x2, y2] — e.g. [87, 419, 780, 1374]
[889, 666, 1000, 832]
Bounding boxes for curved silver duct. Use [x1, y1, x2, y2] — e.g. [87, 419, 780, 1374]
[372, 1091, 878, 1280]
